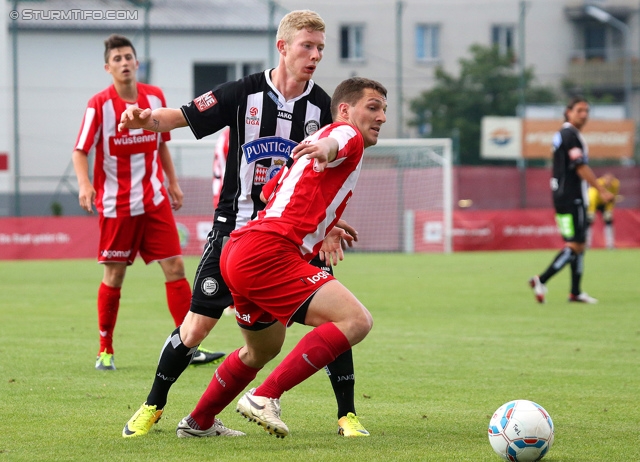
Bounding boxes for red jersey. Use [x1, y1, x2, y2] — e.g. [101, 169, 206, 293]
[74, 83, 171, 218]
[233, 122, 364, 259]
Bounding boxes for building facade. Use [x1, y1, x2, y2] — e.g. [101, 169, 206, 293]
[1, 0, 638, 215]
[279, 0, 640, 137]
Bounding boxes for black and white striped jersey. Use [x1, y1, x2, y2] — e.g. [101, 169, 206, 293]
[551, 122, 588, 208]
[181, 69, 332, 234]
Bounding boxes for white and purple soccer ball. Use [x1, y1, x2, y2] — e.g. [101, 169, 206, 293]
[488, 399, 554, 462]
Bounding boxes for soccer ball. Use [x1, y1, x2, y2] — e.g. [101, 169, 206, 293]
[488, 399, 554, 462]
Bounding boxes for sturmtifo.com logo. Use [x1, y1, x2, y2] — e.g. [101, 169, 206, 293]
[9, 9, 139, 21]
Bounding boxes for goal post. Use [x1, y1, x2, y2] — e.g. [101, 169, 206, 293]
[342, 138, 453, 253]
[167, 136, 453, 254]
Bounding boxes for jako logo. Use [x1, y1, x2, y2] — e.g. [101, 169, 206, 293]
[306, 270, 330, 284]
[214, 369, 226, 388]
[156, 372, 177, 382]
[490, 128, 512, 146]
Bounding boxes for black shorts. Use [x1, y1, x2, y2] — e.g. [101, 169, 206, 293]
[554, 203, 587, 244]
[190, 227, 334, 321]
[190, 228, 232, 319]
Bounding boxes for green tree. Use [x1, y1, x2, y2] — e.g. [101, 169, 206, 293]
[409, 44, 556, 164]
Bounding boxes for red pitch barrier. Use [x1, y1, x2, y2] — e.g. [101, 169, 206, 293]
[1, 210, 638, 260]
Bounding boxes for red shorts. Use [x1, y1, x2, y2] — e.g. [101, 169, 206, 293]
[98, 199, 182, 265]
[220, 230, 335, 328]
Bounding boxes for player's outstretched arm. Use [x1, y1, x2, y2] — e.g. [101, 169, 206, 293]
[118, 107, 187, 133]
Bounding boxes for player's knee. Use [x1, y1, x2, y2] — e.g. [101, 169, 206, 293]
[348, 306, 373, 344]
[161, 256, 186, 281]
[179, 314, 217, 347]
[245, 343, 281, 367]
[102, 263, 126, 287]
[603, 211, 613, 223]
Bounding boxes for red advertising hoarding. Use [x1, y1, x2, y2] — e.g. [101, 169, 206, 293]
[0, 216, 214, 261]
[1, 210, 638, 260]
[412, 209, 640, 252]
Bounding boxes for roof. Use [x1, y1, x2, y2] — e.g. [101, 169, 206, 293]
[10, 0, 276, 32]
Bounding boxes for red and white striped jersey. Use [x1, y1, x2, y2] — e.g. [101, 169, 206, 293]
[235, 122, 364, 259]
[74, 83, 171, 218]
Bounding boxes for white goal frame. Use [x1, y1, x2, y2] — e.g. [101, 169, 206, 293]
[167, 136, 453, 253]
[359, 138, 453, 253]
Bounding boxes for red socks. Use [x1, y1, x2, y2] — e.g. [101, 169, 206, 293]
[190, 349, 260, 429]
[97, 278, 189, 356]
[97, 283, 120, 355]
[255, 322, 351, 399]
[189, 324, 352, 429]
[165, 278, 191, 327]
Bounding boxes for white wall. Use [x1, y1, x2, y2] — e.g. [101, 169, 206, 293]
[7, 0, 639, 200]
[13, 30, 268, 192]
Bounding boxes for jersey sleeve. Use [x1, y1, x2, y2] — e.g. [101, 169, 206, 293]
[74, 96, 101, 155]
[326, 124, 363, 162]
[180, 80, 239, 140]
[563, 129, 586, 168]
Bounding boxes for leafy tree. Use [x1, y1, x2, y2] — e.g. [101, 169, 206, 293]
[409, 44, 556, 164]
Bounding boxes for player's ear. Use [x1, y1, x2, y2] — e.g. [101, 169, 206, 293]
[276, 38, 287, 56]
[337, 101, 350, 120]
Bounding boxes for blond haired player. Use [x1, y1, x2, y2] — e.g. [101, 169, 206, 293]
[180, 76, 387, 439]
[120, 10, 369, 439]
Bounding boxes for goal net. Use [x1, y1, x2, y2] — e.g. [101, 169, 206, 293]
[342, 138, 453, 253]
[168, 136, 453, 254]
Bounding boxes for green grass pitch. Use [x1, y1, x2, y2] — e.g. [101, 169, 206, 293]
[1, 249, 638, 461]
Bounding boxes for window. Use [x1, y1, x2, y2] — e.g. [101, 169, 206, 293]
[492, 25, 515, 55]
[193, 64, 235, 98]
[242, 62, 262, 77]
[193, 62, 263, 98]
[584, 24, 606, 60]
[340, 24, 364, 60]
[416, 24, 440, 61]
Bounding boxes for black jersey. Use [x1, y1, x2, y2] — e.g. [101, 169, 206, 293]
[181, 69, 332, 234]
[550, 122, 588, 208]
